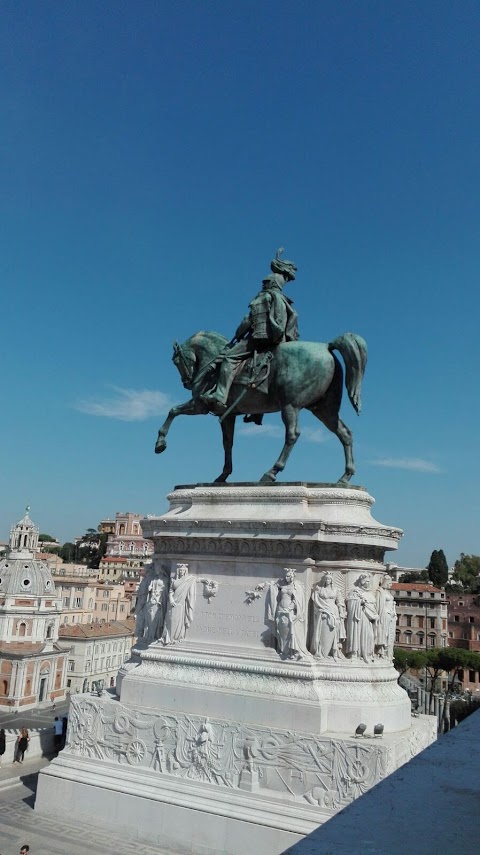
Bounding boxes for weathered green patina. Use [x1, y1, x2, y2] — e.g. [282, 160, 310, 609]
[155, 252, 367, 484]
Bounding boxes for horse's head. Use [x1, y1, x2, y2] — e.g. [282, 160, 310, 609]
[172, 340, 196, 390]
[173, 331, 230, 393]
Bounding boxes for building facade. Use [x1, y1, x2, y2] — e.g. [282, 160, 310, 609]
[392, 582, 448, 650]
[53, 575, 135, 626]
[59, 621, 134, 693]
[98, 512, 153, 580]
[0, 509, 69, 710]
[447, 593, 480, 692]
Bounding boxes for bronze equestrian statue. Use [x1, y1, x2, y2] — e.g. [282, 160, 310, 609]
[155, 250, 367, 484]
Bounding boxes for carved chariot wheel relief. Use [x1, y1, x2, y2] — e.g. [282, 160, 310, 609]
[126, 738, 147, 765]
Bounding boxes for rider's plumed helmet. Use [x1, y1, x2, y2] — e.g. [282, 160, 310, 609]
[270, 247, 297, 281]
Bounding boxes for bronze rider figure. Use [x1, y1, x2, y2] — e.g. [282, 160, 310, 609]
[201, 249, 299, 415]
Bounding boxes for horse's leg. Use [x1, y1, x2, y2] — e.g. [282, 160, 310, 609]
[215, 414, 236, 482]
[260, 405, 300, 483]
[308, 400, 354, 484]
[155, 399, 208, 454]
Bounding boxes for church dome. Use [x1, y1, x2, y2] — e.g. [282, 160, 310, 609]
[0, 507, 56, 597]
[0, 554, 56, 597]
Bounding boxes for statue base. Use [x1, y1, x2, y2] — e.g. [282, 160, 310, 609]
[35, 484, 436, 854]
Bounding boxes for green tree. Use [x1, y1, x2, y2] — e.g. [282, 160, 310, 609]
[59, 542, 76, 563]
[398, 570, 429, 583]
[74, 529, 108, 569]
[450, 554, 480, 592]
[427, 549, 449, 587]
[39, 533, 56, 543]
[426, 648, 480, 731]
[393, 647, 427, 684]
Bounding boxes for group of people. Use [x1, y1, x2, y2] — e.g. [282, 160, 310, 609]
[267, 570, 396, 664]
[0, 715, 68, 768]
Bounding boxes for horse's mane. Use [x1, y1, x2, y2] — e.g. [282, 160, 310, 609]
[188, 330, 229, 351]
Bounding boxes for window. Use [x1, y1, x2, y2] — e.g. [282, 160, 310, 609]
[448, 632, 453, 638]
[470, 617, 475, 623]
[404, 632, 412, 644]
[406, 615, 412, 627]
[75, 597, 82, 608]
[68, 660, 75, 672]
[18, 622, 26, 637]
[454, 615, 460, 622]
[407, 591, 412, 597]
[428, 635, 436, 647]
[88, 599, 93, 609]
[430, 618, 436, 629]
[120, 604, 125, 612]
[71, 615, 75, 623]
[101, 603, 108, 611]
[63, 616, 68, 624]
[107, 658, 111, 668]
[85, 661, 91, 673]
[418, 616, 424, 628]
[430, 593, 435, 598]
[419, 592, 424, 598]
[103, 590, 109, 598]
[469, 671, 476, 683]
[63, 597, 69, 607]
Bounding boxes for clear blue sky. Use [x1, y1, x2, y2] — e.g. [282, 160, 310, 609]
[1, 1, 478, 567]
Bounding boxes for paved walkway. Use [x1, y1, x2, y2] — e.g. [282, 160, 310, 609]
[0, 698, 70, 731]
[0, 766, 170, 855]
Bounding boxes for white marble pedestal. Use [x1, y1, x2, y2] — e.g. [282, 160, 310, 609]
[36, 484, 436, 854]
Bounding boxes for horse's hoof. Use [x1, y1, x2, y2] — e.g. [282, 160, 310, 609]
[155, 438, 167, 454]
[259, 472, 276, 484]
[214, 474, 229, 483]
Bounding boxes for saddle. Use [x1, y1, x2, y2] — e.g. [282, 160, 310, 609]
[233, 350, 273, 395]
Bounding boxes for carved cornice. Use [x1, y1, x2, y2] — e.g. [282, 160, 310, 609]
[147, 536, 389, 562]
[137, 647, 399, 686]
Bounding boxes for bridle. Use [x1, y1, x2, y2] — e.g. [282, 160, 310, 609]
[173, 340, 195, 386]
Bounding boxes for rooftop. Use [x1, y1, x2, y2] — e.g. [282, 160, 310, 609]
[59, 621, 134, 639]
[392, 582, 442, 592]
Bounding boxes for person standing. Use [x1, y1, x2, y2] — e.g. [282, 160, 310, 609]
[0, 728, 6, 767]
[14, 728, 29, 763]
[53, 716, 63, 752]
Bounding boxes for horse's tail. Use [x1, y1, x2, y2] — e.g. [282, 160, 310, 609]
[328, 333, 367, 414]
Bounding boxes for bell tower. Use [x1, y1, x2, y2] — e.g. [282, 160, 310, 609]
[9, 506, 39, 555]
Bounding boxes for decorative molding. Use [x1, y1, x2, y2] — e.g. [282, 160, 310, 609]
[150, 537, 388, 563]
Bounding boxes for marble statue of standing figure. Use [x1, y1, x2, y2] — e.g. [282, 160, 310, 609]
[266, 568, 308, 660]
[310, 572, 346, 659]
[345, 573, 379, 663]
[375, 574, 397, 660]
[135, 561, 156, 639]
[144, 576, 168, 643]
[161, 563, 197, 645]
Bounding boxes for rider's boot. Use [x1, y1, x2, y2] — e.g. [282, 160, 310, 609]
[200, 362, 233, 414]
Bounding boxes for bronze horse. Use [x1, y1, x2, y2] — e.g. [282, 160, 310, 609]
[155, 330, 367, 484]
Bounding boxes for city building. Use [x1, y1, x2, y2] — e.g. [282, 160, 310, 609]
[386, 563, 427, 582]
[0, 509, 69, 710]
[53, 575, 135, 626]
[98, 511, 153, 580]
[447, 593, 480, 692]
[392, 582, 448, 649]
[59, 620, 134, 693]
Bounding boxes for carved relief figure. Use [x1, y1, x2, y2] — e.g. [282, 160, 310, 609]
[161, 563, 197, 645]
[144, 576, 168, 643]
[134, 561, 153, 638]
[375, 574, 397, 660]
[266, 568, 309, 660]
[310, 572, 346, 659]
[345, 574, 379, 663]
